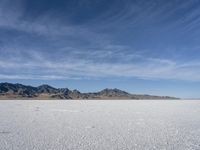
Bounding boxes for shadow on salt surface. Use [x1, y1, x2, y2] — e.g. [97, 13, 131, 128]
[0, 131, 11, 134]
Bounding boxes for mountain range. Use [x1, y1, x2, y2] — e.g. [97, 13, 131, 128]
[0, 83, 179, 100]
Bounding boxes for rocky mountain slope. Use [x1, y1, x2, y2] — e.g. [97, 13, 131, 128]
[0, 83, 179, 100]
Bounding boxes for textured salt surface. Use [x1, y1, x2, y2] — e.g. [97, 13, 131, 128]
[0, 100, 200, 150]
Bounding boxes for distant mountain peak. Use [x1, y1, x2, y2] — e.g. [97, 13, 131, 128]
[99, 88, 130, 97]
[0, 82, 179, 100]
[37, 84, 58, 94]
[37, 84, 55, 89]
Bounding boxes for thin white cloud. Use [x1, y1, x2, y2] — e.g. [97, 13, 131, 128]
[1, 0, 200, 82]
[1, 50, 200, 81]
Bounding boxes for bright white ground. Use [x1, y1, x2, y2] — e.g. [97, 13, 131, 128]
[0, 100, 200, 150]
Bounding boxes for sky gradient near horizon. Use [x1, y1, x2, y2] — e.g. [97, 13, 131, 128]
[1, 0, 200, 98]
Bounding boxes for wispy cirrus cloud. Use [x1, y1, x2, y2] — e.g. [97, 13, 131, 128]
[1, 48, 200, 81]
[1, 0, 200, 84]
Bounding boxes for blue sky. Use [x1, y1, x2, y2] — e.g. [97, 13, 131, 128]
[1, 0, 200, 98]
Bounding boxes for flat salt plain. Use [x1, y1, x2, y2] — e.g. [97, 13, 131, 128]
[0, 100, 200, 150]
